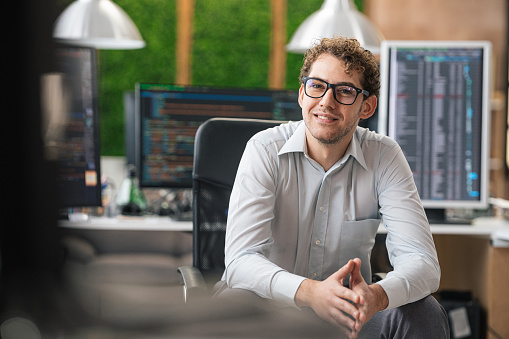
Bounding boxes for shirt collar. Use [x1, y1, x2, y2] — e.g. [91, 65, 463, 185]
[278, 121, 307, 155]
[278, 123, 368, 171]
[348, 128, 368, 170]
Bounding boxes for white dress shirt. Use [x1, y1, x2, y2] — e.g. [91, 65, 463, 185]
[222, 120, 440, 310]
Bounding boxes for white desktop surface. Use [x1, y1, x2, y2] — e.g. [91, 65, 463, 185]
[59, 215, 509, 237]
[376, 224, 498, 237]
[59, 215, 193, 231]
[377, 217, 509, 238]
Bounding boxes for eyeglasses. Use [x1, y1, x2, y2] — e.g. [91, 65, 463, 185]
[302, 77, 370, 105]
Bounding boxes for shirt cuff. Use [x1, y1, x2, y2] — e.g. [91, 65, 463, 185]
[376, 274, 409, 310]
[271, 271, 307, 308]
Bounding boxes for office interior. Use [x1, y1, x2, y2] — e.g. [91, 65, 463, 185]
[2, 0, 509, 338]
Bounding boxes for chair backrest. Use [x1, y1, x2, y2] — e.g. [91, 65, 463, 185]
[192, 118, 285, 282]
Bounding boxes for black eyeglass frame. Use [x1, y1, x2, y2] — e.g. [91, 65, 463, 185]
[302, 77, 370, 105]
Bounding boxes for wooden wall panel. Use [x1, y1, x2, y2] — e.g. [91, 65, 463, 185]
[364, 0, 506, 90]
[176, 0, 194, 85]
[269, 0, 287, 89]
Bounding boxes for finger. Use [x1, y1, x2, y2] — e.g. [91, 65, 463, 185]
[330, 260, 355, 281]
[349, 263, 367, 307]
[332, 296, 361, 320]
[349, 258, 364, 286]
[354, 318, 364, 333]
[339, 324, 356, 339]
[327, 309, 357, 332]
[356, 304, 367, 322]
[336, 285, 361, 305]
[358, 294, 365, 306]
[329, 310, 360, 339]
[338, 318, 358, 339]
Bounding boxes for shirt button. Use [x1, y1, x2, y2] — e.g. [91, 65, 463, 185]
[319, 206, 324, 211]
[315, 239, 321, 245]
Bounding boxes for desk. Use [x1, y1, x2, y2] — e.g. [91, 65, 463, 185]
[61, 216, 504, 235]
[59, 215, 193, 232]
[376, 220, 503, 237]
[59, 216, 193, 256]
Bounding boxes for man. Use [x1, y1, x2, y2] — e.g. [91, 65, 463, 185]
[216, 37, 449, 338]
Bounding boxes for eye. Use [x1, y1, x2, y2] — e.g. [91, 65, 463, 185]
[336, 86, 356, 96]
[308, 80, 325, 90]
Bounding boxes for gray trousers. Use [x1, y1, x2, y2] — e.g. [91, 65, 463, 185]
[357, 294, 450, 338]
[214, 281, 450, 339]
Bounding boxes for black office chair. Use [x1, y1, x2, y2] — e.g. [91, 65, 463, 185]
[178, 118, 286, 301]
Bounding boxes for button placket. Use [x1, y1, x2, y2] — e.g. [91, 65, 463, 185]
[307, 175, 330, 280]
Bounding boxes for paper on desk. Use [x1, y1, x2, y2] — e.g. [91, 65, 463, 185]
[449, 307, 472, 338]
[491, 228, 509, 248]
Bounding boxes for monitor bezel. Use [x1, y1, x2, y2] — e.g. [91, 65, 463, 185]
[377, 40, 492, 209]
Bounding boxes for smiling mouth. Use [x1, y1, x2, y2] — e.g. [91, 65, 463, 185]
[314, 113, 338, 121]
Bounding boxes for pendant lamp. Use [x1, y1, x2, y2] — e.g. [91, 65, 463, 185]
[286, 0, 384, 54]
[53, 0, 145, 49]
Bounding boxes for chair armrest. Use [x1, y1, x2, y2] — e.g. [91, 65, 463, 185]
[177, 266, 209, 302]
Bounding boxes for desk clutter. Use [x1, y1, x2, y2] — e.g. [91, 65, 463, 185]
[102, 163, 193, 221]
[61, 187, 193, 222]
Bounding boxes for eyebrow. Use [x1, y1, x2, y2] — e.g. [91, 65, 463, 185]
[336, 82, 357, 87]
[309, 77, 358, 88]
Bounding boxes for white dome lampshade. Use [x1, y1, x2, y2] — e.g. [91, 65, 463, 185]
[286, 0, 384, 55]
[53, 0, 145, 50]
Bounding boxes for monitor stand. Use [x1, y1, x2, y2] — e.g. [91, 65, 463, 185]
[425, 208, 446, 224]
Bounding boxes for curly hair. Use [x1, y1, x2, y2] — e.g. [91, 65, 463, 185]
[299, 37, 380, 98]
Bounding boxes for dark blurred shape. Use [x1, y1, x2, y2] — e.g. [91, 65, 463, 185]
[0, 0, 81, 336]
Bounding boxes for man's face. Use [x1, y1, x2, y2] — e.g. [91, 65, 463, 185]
[298, 53, 374, 146]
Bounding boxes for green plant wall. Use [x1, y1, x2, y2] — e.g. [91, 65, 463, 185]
[97, 0, 178, 156]
[93, 0, 363, 155]
[192, 0, 272, 88]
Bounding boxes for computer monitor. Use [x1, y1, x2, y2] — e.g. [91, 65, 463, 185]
[378, 40, 491, 221]
[52, 45, 102, 208]
[135, 83, 301, 188]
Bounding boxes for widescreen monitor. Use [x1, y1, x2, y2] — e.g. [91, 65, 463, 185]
[135, 83, 301, 188]
[52, 45, 102, 208]
[378, 40, 491, 220]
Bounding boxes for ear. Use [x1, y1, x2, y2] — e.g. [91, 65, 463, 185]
[298, 84, 305, 108]
[359, 95, 377, 120]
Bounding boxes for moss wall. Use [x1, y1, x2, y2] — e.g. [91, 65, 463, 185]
[80, 0, 363, 155]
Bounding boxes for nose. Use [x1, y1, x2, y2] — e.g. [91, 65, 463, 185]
[319, 87, 336, 109]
